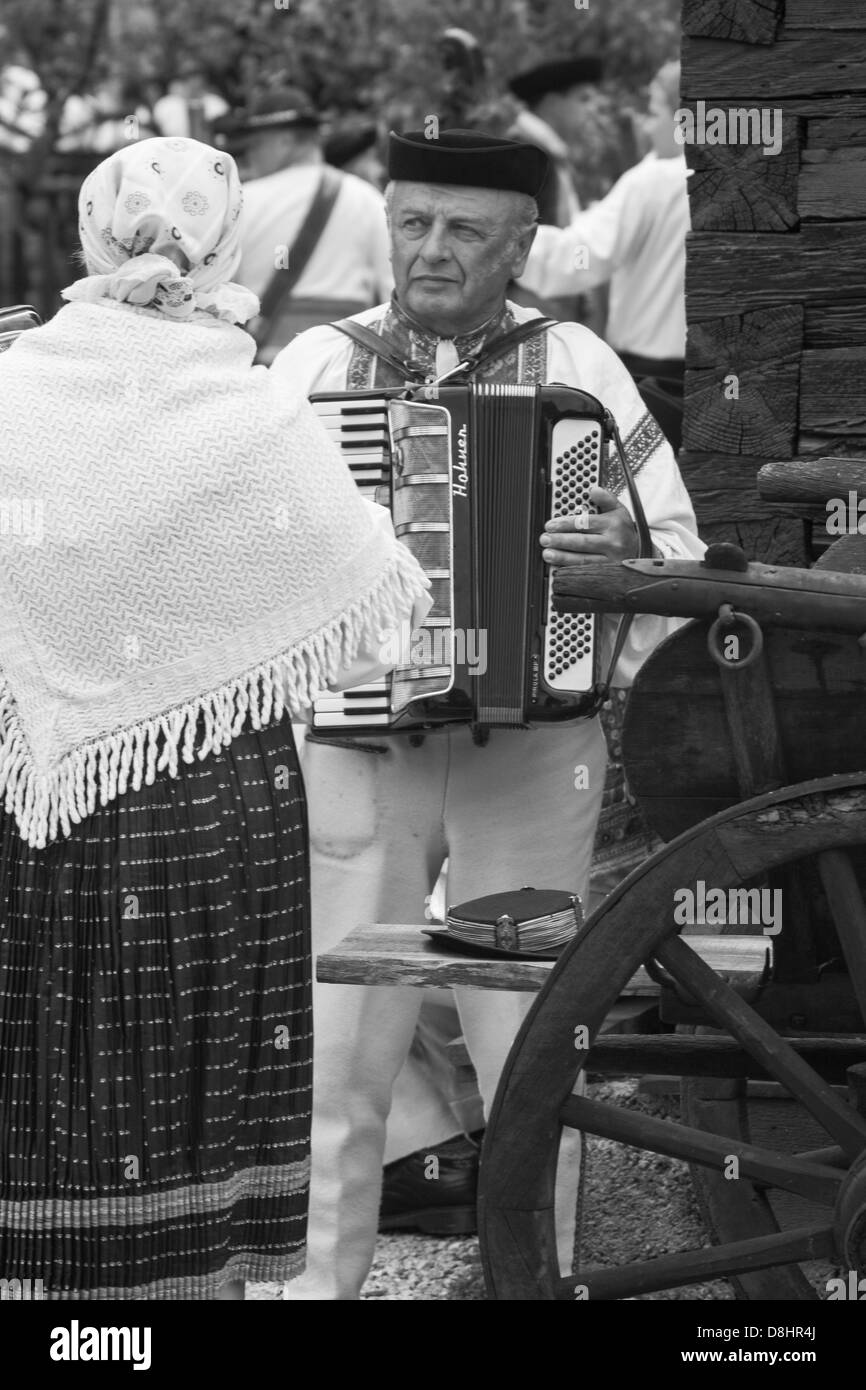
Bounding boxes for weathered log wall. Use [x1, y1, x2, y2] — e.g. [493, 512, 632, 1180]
[680, 0, 866, 562]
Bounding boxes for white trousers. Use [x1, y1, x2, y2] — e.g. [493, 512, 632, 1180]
[285, 719, 607, 1299]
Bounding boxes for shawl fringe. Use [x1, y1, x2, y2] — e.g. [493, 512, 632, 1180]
[0, 544, 427, 849]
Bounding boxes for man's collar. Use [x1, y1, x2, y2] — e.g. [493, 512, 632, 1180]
[388, 293, 511, 353]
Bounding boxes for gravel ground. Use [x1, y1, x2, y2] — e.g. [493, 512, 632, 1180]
[248, 1078, 736, 1301]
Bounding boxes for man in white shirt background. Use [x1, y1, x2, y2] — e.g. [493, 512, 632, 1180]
[517, 59, 688, 448]
[231, 87, 393, 364]
[507, 56, 606, 225]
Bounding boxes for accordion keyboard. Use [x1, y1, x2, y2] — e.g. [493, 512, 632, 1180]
[311, 396, 390, 500]
[311, 396, 394, 726]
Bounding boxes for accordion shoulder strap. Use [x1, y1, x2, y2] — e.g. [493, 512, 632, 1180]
[330, 314, 558, 383]
[331, 318, 422, 380]
[470, 317, 557, 372]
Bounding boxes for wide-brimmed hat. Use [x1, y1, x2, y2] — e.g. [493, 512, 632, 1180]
[217, 85, 320, 143]
[509, 57, 604, 106]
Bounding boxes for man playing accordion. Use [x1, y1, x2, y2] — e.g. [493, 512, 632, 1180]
[272, 128, 704, 1300]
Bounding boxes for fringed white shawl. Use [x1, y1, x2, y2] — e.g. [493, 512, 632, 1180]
[0, 300, 429, 847]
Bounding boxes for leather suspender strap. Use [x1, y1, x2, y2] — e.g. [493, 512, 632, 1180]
[470, 317, 557, 372]
[330, 314, 559, 384]
[253, 165, 344, 349]
[331, 318, 423, 380]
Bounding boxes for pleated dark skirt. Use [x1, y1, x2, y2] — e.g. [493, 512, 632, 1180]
[0, 715, 311, 1299]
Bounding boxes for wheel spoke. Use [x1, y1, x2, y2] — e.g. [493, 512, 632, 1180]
[817, 850, 866, 1025]
[560, 1225, 836, 1300]
[656, 933, 866, 1158]
[560, 1094, 842, 1204]
[587, 1032, 866, 1082]
[794, 1143, 848, 1168]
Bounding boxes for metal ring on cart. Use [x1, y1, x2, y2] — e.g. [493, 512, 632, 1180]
[707, 603, 764, 671]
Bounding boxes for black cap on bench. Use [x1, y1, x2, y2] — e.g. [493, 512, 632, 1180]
[387, 128, 550, 198]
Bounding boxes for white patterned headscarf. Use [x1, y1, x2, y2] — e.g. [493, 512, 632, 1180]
[61, 136, 259, 325]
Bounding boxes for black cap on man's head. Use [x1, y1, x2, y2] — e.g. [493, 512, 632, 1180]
[509, 56, 604, 105]
[388, 128, 549, 198]
[230, 85, 320, 137]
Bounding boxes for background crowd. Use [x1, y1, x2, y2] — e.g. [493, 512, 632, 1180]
[0, 0, 680, 316]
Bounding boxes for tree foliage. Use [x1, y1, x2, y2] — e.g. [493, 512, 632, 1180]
[4, 0, 681, 121]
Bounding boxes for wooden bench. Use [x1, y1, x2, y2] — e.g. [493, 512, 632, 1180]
[317, 926, 770, 994]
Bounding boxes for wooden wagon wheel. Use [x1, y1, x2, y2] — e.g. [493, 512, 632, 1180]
[478, 772, 866, 1300]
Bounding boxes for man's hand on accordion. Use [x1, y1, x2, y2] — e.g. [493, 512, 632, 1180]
[540, 485, 640, 566]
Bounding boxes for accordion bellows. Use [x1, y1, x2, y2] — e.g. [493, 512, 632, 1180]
[445, 887, 583, 954]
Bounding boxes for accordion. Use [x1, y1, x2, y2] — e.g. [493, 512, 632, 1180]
[310, 382, 617, 737]
[0, 305, 41, 353]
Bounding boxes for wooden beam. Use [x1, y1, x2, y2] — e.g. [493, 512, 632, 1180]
[682, 32, 866, 100]
[786, 0, 866, 30]
[681, 0, 783, 45]
[698, 518, 806, 565]
[588, 1033, 866, 1083]
[685, 118, 801, 233]
[677, 452, 776, 525]
[799, 349, 866, 435]
[686, 225, 866, 319]
[807, 116, 866, 148]
[805, 303, 866, 350]
[683, 305, 802, 456]
[799, 148, 866, 220]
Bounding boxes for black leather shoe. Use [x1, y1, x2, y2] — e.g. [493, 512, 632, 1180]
[379, 1132, 481, 1235]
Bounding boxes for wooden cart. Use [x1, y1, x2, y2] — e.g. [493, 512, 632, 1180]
[478, 464, 866, 1301]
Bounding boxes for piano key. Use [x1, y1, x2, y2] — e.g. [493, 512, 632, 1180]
[314, 693, 390, 710]
[346, 468, 384, 483]
[332, 682, 389, 695]
[314, 712, 394, 727]
[312, 405, 391, 422]
[323, 429, 388, 445]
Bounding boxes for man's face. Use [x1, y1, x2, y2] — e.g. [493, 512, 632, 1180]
[388, 182, 536, 338]
[241, 129, 309, 180]
[647, 80, 679, 159]
[544, 83, 598, 145]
